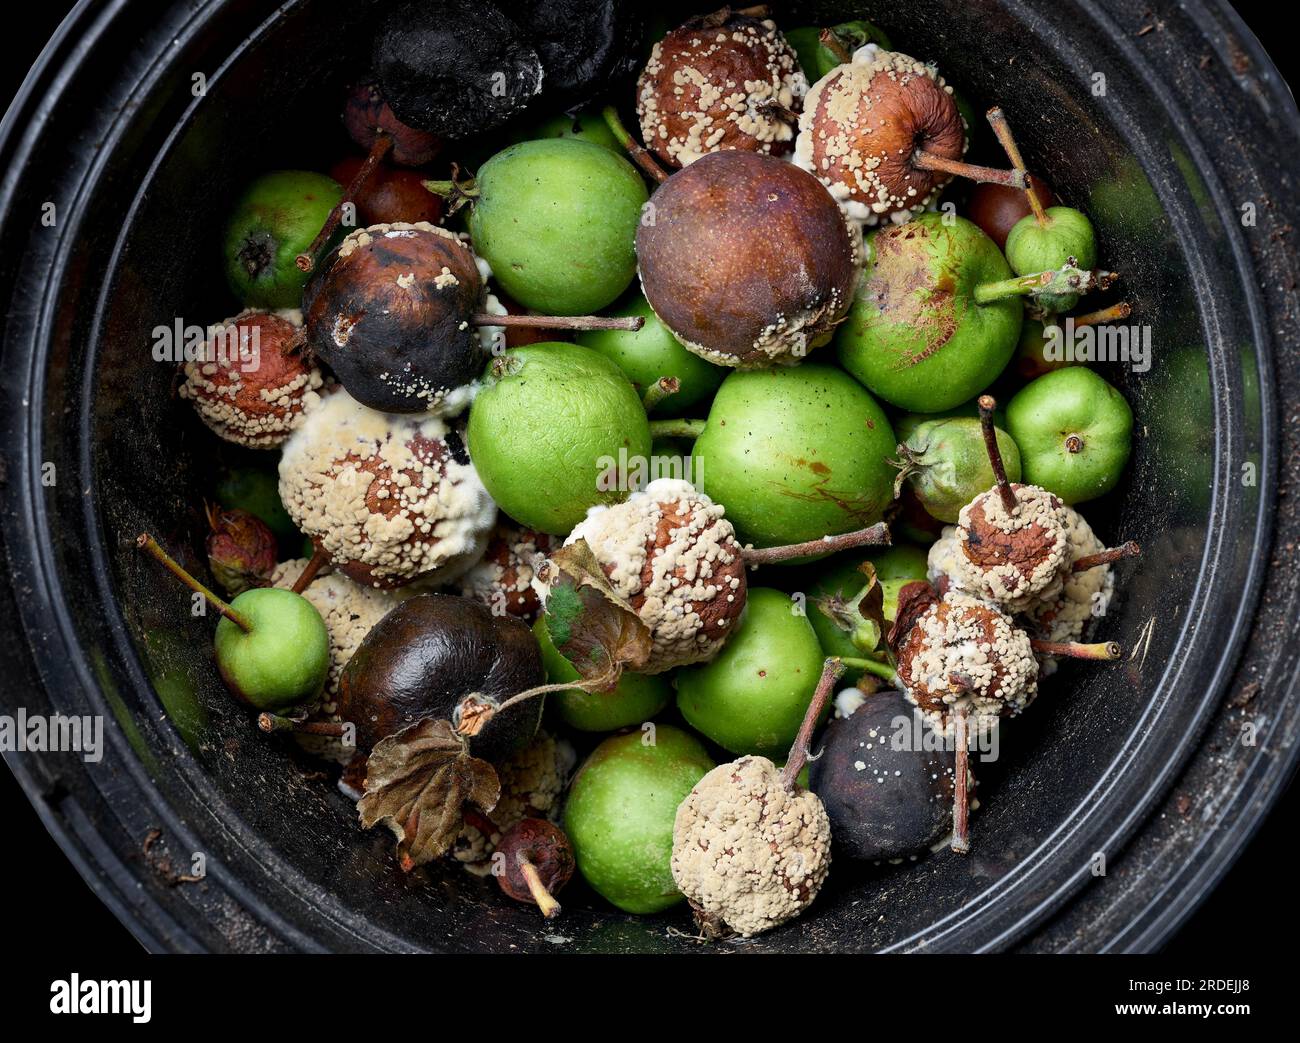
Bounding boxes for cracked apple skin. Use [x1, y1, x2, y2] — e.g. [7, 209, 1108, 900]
[691, 365, 896, 550]
[636, 151, 859, 368]
[835, 214, 1022, 413]
[337, 593, 543, 761]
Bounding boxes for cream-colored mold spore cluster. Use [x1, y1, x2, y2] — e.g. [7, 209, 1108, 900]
[458, 522, 555, 622]
[928, 503, 1117, 674]
[896, 590, 1038, 734]
[671, 756, 831, 938]
[278, 389, 495, 589]
[452, 732, 576, 869]
[181, 310, 324, 449]
[1024, 506, 1116, 658]
[637, 15, 807, 169]
[944, 483, 1072, 612]
[270, 558, 404, 702]
[563, 478, 746, 673]
[725, 279, 853, 369]
[795, 46, 965, 225]
[327, 222, 486, 417]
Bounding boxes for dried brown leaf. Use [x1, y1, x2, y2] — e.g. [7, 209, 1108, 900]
[887, 581, 940, 655]
[358, 718, 500, 870]
[538, 539, 652, 692]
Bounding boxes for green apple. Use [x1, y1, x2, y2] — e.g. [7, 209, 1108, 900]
[692, 365, 896, 549]
[1004, 206, 1098, 312]
[675, 587, 826, 756]
[836, 214, 1023, 413]
[466, 138, 648, 313]
[214, 587, 330, 711]
[466, 343, 651, 535]
[1006, 366, 1132, 504]
[575, 293, 725, 416]
[898, 416, 1022, 522]
[563, 726, 715, 914]
[223, 170, 343, 308]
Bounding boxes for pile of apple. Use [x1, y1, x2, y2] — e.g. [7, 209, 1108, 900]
[142, 3, 1140, 940]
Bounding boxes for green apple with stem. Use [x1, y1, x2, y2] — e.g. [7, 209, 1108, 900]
[1005, 366, 1133, 504]
[988, 106, 1100, 312]
[136, 534, 329, 712]
[223, 170, 343, 308]
[428, 138, 648, 314]
[835, 213, 1117, 412]
[894, 415, 1023, 523]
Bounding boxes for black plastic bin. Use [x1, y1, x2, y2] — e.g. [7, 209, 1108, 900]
[1, 0, 1298, 952]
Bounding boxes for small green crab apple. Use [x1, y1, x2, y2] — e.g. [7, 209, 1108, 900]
[836, 214, 1117, 413]
[137, 534, 329, 712]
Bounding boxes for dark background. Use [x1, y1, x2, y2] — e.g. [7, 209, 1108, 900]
[0, 0, 1291, 958]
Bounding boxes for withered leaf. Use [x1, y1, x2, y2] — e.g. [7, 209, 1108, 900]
[852, 562, 887, 655]
[887, 580, 940, 655]
[358, 718, 500, 871]
[812, 562, 887, 656]
[538, 539, 652, 693]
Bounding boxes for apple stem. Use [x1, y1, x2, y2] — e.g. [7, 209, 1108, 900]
[642, 376, 680, 411]
[517, 854, 562, 919]
[257, 714, 347, 736]
[468, 313, 644, 332]
[1072, 541, 1141, 573]
[839, 656, 900, 685]
[912, 149, 1027, 190]
[741, 523, 891, 565]
[136, 533, 253, 633]
[1072, 301, 1133, 327]
[973, 265, 1118, 305]
[422, 165, 479, 216]
[985, 107, 1048, 226]
[648, 418, 707, 440]
[601, 105, 670, 184]
[978, 395, 1018, 514]
[292, 546, 331, 595]
[297, 132, 393, 273]
[781, 657, 847, 791]
[951, 709, 971, 854]
[1030, 639, 1122, 661]
[475, 681, 590, 724]
[818, 27, 854, 65]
